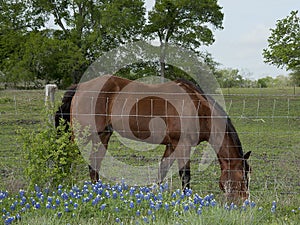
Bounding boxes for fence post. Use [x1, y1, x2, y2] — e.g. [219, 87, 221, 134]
[45, 84, 57, 124]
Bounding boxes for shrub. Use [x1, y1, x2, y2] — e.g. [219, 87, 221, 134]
[18, 111, 85, 190]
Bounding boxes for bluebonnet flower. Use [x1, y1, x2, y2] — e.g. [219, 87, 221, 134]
[15, 213, 21, 221]
[129, 201, 134, 209]
[47, 196, 53, 203]
[105, 190, 111, 198]
[183, 204, 189, 212]
[143, 216, 149, 223]
[211, 200, 217, 207]
[46, 202, 51, 209]
[113, 191, 118, 199]
[4, 216, 14, 225]
[35, 202, 41, 209]
[164, 203, 170, 210]
[57, 212, 62, 218]
[10, 204, 16, 211]
[65, 206, 70, 212]
[197, 208, 202, 215]
[25, 203, 30, 209]
[73, 203, 78, 209]
[34, 184, 40, 193]
[136, 210, 141, 217]
[19, 190, 25, 198]
[271, 201, 276, 213]
[100, 204, 106, 211]
[244, 199, 250, 206]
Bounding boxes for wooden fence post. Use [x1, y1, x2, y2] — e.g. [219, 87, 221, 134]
[45, 84, 57, 124]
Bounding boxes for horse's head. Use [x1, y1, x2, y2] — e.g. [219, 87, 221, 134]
[219, 151, 251, 203]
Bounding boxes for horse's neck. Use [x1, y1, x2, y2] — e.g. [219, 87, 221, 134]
[216, 131, 243, 169]
[200, 97, 243, 169]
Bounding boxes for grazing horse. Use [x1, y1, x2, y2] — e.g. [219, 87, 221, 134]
[55, 75, 251, 202]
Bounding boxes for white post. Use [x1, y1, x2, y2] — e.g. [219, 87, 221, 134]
[45, 84, 57, 106]
[45, 84, 57, 124]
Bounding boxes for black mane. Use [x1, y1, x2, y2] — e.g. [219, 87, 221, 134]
[55, 84, 78, 128]
[175, 78, 244, 158]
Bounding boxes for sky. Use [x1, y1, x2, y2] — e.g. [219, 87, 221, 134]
[146, 0, 298, 79]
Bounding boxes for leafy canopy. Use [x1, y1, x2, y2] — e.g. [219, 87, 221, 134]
[263, 11, 300, 72]
[145, 0, 224, 51]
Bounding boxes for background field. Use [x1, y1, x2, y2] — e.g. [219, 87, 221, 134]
[0, 87, 299, 223]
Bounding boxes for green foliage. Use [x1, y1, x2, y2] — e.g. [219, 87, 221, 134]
[0, 0, 146, 87]
[18, 112, 85, 190]
[145, 0, 223, 47]
[289, 70, 300, 86]
[215, 68, 245, 88]
[263, 11, 300, 72]
[144, 0, 223, 77]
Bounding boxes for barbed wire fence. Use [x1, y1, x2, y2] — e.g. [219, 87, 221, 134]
[0, 87, 299, 205]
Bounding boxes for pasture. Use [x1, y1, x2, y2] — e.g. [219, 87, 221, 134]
[0, 87, 299, 224]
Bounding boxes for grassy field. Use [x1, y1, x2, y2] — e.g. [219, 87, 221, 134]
[0, 87, 299, 224]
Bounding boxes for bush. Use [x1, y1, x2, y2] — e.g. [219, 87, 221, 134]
[18, 111, 85, 190]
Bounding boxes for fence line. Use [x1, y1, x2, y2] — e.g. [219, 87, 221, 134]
[0, 90, 299, 201]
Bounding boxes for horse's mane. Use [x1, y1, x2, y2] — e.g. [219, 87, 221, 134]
[175, 78, 244, 157]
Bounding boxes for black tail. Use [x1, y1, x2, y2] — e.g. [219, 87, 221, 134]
[55, 84, 78, 128]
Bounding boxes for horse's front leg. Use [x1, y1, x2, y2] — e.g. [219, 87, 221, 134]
[89, 130, 112, 183]
[176, 144, 191, 190]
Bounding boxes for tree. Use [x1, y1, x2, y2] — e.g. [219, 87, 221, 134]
[30, 0, 146, 83]
[0, 0, 146, 86]
[289, 70, 300, 86]
[263, 11, 300, 73]
[215, 68, 244, 88]
[20, 31, 86, 86]
[144, 0, 223, 78]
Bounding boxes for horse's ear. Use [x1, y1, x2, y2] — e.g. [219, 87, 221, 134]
[244, 151, 252, 160]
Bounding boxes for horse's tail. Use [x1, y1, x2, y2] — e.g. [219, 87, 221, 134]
[55, 84, 78, 128]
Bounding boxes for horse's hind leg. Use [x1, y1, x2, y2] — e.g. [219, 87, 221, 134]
[158, 144, 176, 184]
[89, 128, 112, 183]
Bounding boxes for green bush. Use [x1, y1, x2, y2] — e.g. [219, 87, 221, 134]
[18, 112, 85, 190]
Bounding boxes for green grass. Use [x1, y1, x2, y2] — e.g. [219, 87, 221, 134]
[0, 87, 299, 224]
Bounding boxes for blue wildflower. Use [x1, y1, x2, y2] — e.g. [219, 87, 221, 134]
[271, 201, 276, 213]
[143, 217, 149, 223]
[136, 210, 141, 217]
[46, 202, 51, 209]
[197, 208, 202, 215]
[35, 202, 41, 209]
[65, 206, 70, 212]
[57, 212, 62, 218]
[164, 203, 169, 210]
[211, 200, 217, 207]
[183, 204, 189, 212]
[100, 204, 107, 211]
[130, 201, 134, 209]
[4, 216, 14, 225]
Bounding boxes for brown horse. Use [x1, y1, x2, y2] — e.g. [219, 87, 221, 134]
[55, 75, 251, 202]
